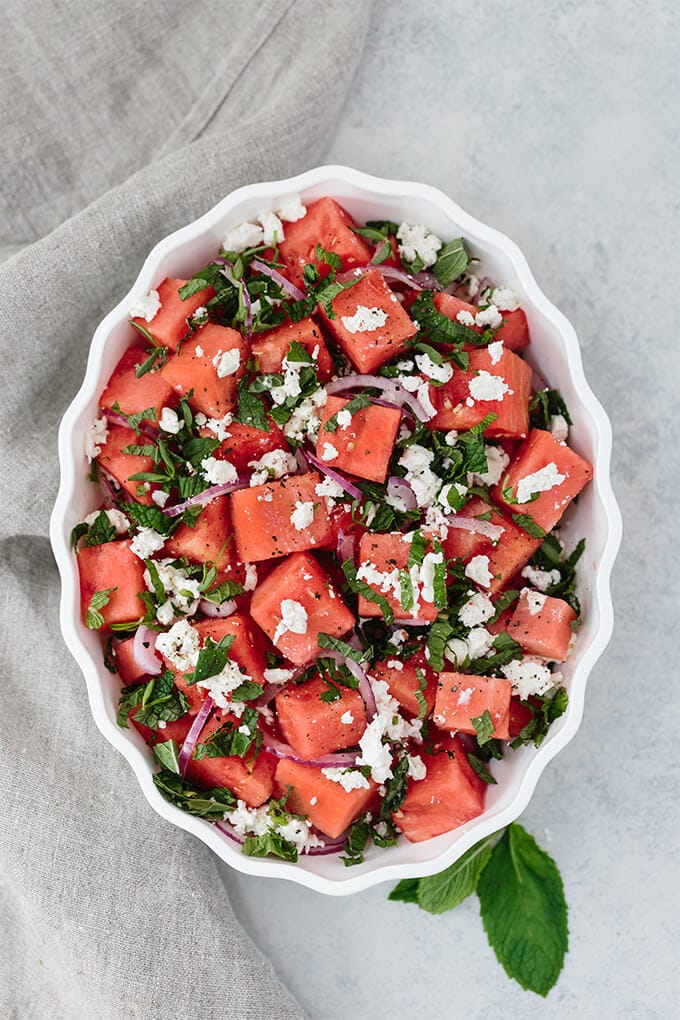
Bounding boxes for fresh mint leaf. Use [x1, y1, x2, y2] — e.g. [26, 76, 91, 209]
[193, 706, 261, 759]
[488, 589, 520, 624]
[315, 243, 342, 272]
[468, 631, 522, 675]
[120, 502, 178, 536]
[235, 380, 270, 432]
[529, 388, 572, 431]
[432, 238, 470, 289]
[415, 668, 428, 721]
[242, 831, 298, 862]
[471, 709, 495, 745]
[185, 634, 236, 686]
[478, 823, 568, 996]
[410, 291, 492, 349]
[317, 633, 365, 663]
[418, 834, 495, 914]
[153, 768, 237, 818]
[388, 878, 421, 904]
[111, 402, 157, 434]
[134, 345, 168, 378]
[85, 587, 116, 629]
[178, 262, 224, 301]
[467, 753, 498, 785]
[230, 680, 264, 702]
[426, 616, 455, 673]
[82, 510, 117, 547]
[201, 579, 245, 604]
[512, 513, 546, 539]
[152, 739, 181, 774]
[510, 687, 569, 749]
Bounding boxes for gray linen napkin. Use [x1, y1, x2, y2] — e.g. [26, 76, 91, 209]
[0, 2, 370, 1016]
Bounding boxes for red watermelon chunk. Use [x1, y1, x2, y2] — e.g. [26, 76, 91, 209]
[433, 671, 512, 740]
[275, 675, 366, 759]
[230, 472, 333, 562]
[508, 589, 577, 661]
[274, 758, 378, 840]
[77, 540, 146, 631]
[316, 395, 402, 483]
[278, 197, 372, 289]
[160, 323, 247, 418]
[131, 277, 214, 351]
[100, 347, 176, 422]
[250, 316, 333, 382]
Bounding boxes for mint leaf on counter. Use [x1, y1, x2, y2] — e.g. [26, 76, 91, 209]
[418, 835, 495, 914]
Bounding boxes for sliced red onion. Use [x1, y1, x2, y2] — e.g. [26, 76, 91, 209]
[104, 410, 158, 440]
[532, 370, 549, 393]
[163, 477, 249, 517]
[470, 275, 492, 304]
[354, 666, 377, 720]
[250, 258, 305, 301]
[305, 452, 363, 501]
[99, 468, 122, 506]
[367, 396, 408, 415]
[133, 625, 163, 676]
[325, 375, 429, 423]
[295, 448, 311, 473]
[198, 598, 238, 618]
[387, 476, 417, 511]
[367, 265, 425, 290]
[393, 617, 430, 627]
[260, 734, 358, 768]
[414, 270, 443, 291]
[219, 260, 253, 341]
[252, 683, 281, 710]
[336, 529, 356, 564]
[215, 820, 245, 846]
[179, 695, 214, 775]
[306, 831, 350, 856]
[447, 515, 505, 542]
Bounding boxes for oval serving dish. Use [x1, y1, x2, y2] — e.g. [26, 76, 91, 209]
[50, 166, 622, 895]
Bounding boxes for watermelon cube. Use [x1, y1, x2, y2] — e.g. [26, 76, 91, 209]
[274, 758, 378, 839]
[275, 674, 366, 758]
[278, 197, 373, 289]
[316, 395, 402, 483]
[77, 539, 146, 631]
[160, 323, 247, 418]
[433, 671, 512, 739]
[132, 277, 214, 351]
[250, 316, 333, 382]
[230, 472, 333, 562]
[508, 589, 577, 661]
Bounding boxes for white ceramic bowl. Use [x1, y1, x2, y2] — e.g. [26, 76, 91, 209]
[50, 165, 622, 895]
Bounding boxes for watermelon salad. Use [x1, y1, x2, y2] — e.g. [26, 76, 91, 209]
[74, 195, 593, 864]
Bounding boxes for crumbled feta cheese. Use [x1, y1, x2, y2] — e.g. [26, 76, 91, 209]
[195, 345, 205, 357]
[263, 667, 295, 685]
[466, 627, 494, 659]
[516, 462, 566, 504]
[273, 599, 308, 645]
[158, 406, 181, 434]
[201, 456, 238, 486]
[198, 658, 251, 708]
[155, 619, 200, 672]
[523, 588, 548, 615]
[282, 386, 327, 444]
[357, 718, 394, 784]
[212, 347, 241, 378]
[258, 210, 285, 246]
[202, 413, 234, 441]
[445, 430, 458, 446]
[276, 194, 306, 222]
[192, 307, 207, 322]
[276, 816, 323, 854]
[396, 222, 442, 268]
[83, 507, 128, 533]
[341, 305, 388, 334]
[315, 475, 345, 509]
[321, 768, 369, 792]
[415, 352, 453, 384]
[465, 554, 493, 588]
[248, 448, 297, 486]
[550, 414, 569, 442]
[156, 600, 175, 626]
[84, 417, 108, 461]
[340, 710, 355, 725]
[456, 309, 476, 327]
[129, 527, 165, 560]
[459, 591, 495, 628]
[398, 444, 441, 507]
[502, 658, 555, 699]
[520, 564, 561, 591]
[475, 304, 503, 329]
[223, 221, 264, 253]
[129, 288, 161, 322]
[386, 659, 403, 671]
[445, 637, 470, 666]
[487, 340, 504, 365]
[357, 560, 400, 597]
[468, 370, 512, 402]
[309, 796, 318, 806]
[407, 754, 427, 781]
[152, 489, 170, 507]
[472, 444, 510, 487]
[335, 408, 352, 429]
[290, 500, 315, 531]
[419, 550, 444, 604]
[490, 286, 519, 311]
[321, 442, 339, 462]
[437, 481, 468, 511]
[244, 563, 258, 591]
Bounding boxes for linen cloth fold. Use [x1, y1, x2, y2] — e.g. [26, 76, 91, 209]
[0, 2, 371, 1016]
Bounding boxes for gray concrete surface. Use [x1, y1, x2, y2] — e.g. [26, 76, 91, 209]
[219, 2, 680, 1016]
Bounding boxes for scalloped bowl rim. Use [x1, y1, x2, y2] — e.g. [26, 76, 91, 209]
[50, 165, 621, 895]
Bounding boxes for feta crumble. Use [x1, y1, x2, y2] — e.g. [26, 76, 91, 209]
[398, 444, 441, 507]
[83, 507, 128, 533]
[490, 286, 519, 311]
[321, 768, 369, 792]
[468, 370, 512, 402]
[263, 667, 295, 685]
[396, 222, 442, 269]
[516, 462, 566, 504]
[341, 305, 389, 334]
[277, 194, 306, 222]
[341, 710, 355, 725]
[550, 414, 569, 442]
[290, 500, 315, 531]
[502, 658, 555, 699]
[248, 449, 297, 486]
[84, 417, 108, 461]
[456, 309, 476, 327]
[465, 554, 493, 588]
[523, 588, 548, 615]
[158, 407, 181, 434]
[129, 527, 166, 560]
[201, 456, 238, 486]
[212, 347, 241, 379]
[415, 351, 453, 383]
[273, 599, 308, 645]
[407, 754, 427, 781]
[487, 339, 505, 365]
[475, 304, 503, 329]
[155, 619, 200, 672]
[129, 288, 161, 322]
[223, 221, 264, 253]
[335, 408, 352, 429]
[202, 413, 234, 442]
[472, 444, 510, 487]
[521, 564, 561, 591]
[321, 442, 339, 462]
[459, 591, 495, 628]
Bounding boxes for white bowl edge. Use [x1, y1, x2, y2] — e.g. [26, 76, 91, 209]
[49, 165, 622, 895]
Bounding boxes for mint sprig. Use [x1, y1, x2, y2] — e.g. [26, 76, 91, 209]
[389, 822, 568, 997]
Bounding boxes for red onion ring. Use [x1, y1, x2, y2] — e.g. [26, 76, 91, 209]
[163, 477, 249, 517]
[393, 617, 431, 627]
[132, 625, 162, 676]
[469, 275, 491, 304]
[367, 396, 408, 415]
[103, 410, 158, 440]
[250, 258, 305, 301]
[413, 270, 443, 291]
[198, 598, 238, 618]
[215, 820, 245, 846]
[305, 452, 363, 501]
[295, 448, 311, 473]
[387, 476, 417, 511]
[447, 515, 505, 542]
[98, 468, 122, 506]
[336, 529, 356, 564]
[216, 820, 348, 857]
[337, 265, 426, 291]
[260, 734, 358, 768]
[179, 695, 214, 775]
[325, 375, 429, 422]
